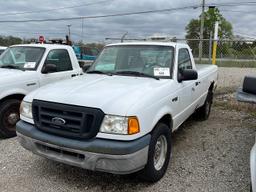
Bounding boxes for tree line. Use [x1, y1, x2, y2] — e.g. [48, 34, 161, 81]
[185, 8, 256, 59]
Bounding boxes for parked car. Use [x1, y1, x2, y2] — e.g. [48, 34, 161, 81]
[17, 42, 218, 182]
[236, 76, 256, 192]
[0, 46, 7, 55]
[0, 44, 83, 138]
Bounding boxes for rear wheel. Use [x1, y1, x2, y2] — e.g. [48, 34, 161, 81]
[138, 123, 171, 182]
[0, 99, 21, 138]
[194, 90, 213, 121]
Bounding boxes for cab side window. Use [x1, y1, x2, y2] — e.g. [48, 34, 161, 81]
[178, 48, 192, 71]
[44, 49, 73, 72]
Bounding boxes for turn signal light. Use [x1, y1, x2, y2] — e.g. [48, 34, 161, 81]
[128, 117, 140, 135]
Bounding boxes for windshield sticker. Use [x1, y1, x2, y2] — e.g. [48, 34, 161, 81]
[24, 62, 36, 69]
[154, 68, 170, 76]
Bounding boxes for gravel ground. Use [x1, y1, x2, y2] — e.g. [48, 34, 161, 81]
[0, 107, 255, 192]
[1, 67, 256, 192]
[217, 67, 256, 90]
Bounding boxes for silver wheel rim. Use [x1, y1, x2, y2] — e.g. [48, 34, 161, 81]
[7, 113, 19, 125]
[153, 135, 168, 171]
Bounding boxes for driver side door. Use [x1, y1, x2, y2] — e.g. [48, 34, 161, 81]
[173, 48, 196, 129]
[39, 49, 75, 87]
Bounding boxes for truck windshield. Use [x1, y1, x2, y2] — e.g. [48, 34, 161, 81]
[88, 45, 174, 79]
[0, 47, 45, 71]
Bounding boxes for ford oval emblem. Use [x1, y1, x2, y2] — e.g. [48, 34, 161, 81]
[52, 117, 66, 125]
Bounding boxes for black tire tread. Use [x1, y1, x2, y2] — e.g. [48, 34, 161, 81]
[194, 90, 213, 121]
[138, 123, 171, 182]
[0, 99, 21, 138]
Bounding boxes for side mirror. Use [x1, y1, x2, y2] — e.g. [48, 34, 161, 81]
[178, 69, 198, 82]
[42, 64, 57, 74]
[82, 64, 91, 72]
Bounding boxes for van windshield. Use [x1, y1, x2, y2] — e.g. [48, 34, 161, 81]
[87, 45, 174, 79]
[0, 46, 45, 71]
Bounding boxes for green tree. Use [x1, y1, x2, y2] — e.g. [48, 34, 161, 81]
[185, 8, 233, 57]
[0, 35, 23, 46]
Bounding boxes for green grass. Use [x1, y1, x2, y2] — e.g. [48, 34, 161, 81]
[195, 59, 256, 68]
[215, 60, 256, 68]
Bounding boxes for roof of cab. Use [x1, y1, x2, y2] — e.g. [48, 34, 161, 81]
[10, 44, 72, 49]
[106, 41, 188, 47]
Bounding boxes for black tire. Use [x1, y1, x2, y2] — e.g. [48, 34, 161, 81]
[138, 123, 171, 182]
[243, 76, 256, 94]
[0, 99, 21, 138]
[194, 90, 213, 121]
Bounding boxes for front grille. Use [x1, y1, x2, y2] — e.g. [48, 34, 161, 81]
[32, 100, 105, 140]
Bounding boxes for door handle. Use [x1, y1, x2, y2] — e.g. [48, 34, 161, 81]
[195, 81, 201, 86]
[71, 74, 77, 77]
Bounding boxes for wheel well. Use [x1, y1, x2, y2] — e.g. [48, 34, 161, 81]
[158, 114, 173, 130]
[209, 82, 215, 91]
[0, 94, 25, 105]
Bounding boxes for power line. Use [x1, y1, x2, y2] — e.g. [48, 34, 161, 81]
[0, 0, 114, 16]
[220, 9, 255, 13]
[0, 1, 256, 23]
[0, 29, 125, 36]
[1, 0, 255, 17]
[0, 5, 201, 23]
[234, 31, 256, 39]
[207, 1, 256, 7]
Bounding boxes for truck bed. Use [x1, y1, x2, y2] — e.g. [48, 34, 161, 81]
[196, 64, 218, 78]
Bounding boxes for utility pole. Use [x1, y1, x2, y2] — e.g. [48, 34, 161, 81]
[81, 19, 84, 44]
[67, 24, 71, 40]
[199, 0, 205, 63]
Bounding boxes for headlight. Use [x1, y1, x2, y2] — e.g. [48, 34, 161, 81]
[20, 101, 33, 119]
[100, 115, 140, 135]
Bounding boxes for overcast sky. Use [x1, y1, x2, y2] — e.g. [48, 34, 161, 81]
[0, 0, 254, 43]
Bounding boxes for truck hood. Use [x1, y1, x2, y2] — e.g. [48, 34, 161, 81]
[29, 74, 166, 116]
[0, 68, 24, 78]
[0, 69, 37, 87]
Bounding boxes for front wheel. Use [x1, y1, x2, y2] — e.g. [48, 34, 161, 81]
[0, 99, 21, 138]
[138, 123, 171, 182]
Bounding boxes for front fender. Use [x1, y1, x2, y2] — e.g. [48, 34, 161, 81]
[0, 88, 28, 101]
[135, 97, 174, 137]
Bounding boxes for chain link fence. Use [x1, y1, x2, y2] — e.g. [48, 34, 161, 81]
[176, 38, 256, 68]
[106, 37, 256, 68]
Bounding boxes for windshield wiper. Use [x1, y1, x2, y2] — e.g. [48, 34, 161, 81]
[86, 70, 113, 76]
[115, 71, 159, 80]
[0, 65, 22, 70]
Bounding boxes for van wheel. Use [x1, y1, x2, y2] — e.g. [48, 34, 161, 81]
[0, 99, 21, 138]
[194, 90, 213, 121]
[138, 123, 171, 182]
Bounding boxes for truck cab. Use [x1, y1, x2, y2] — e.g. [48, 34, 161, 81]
[0, 44, 82, 138]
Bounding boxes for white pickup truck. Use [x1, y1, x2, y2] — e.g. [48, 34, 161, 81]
[17, 42, 218, 182]
[0, 46, 7, 55]
[0, 44, 83, 138]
